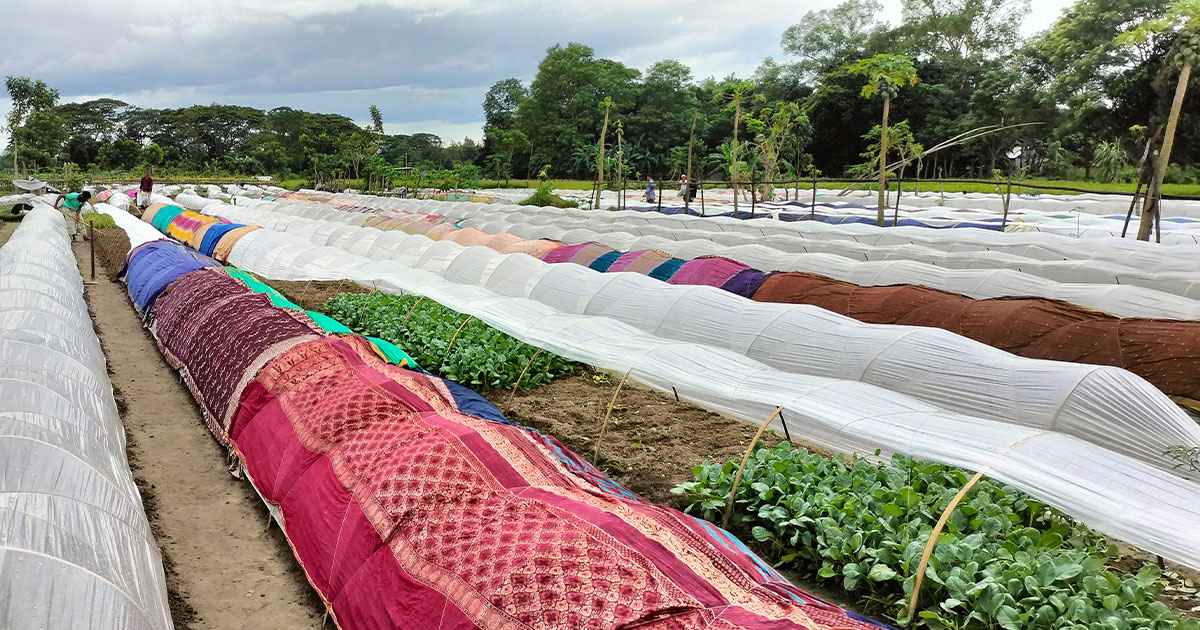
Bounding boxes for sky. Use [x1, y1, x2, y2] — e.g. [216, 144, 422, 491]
[0, 0, 1078, 148]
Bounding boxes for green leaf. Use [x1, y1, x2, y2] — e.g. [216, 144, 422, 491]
[868, 563, 898, 582]
[996, 605, 1022, 630]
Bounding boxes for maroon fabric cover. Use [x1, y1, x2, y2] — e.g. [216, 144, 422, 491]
[150, 268, 325, 440]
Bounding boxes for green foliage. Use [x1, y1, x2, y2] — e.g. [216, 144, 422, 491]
[83, 213, 117, 229]
[1092, 140, 1130, 182]
[674, 444, 1196, 630]
[325, 293, 578, 389]
[847, 54, 919, 101]
[519, 182, 577, 208]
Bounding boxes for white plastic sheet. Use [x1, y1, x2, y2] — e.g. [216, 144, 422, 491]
[275, 196, 1200, 319]
[0, 205, 173, 629]
[111, 203, 1200, 570]
[204, 202, 1200, 477]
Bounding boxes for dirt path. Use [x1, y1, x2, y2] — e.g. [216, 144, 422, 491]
[0, 219, 17, 247]
[72, 241, 325, 630]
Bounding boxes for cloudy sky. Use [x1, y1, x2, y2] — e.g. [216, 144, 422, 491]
[2, 0, 1076, 147]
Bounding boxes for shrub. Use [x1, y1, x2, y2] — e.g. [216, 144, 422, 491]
[674, 444, 1194, 630]
[519, 182, 576, 208]
[325, 292, 578, 389]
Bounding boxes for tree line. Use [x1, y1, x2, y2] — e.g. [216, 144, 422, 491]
[2, 79, 479, 183]
[479, 0, 1199, 188]
[3, 0, 1195, 198]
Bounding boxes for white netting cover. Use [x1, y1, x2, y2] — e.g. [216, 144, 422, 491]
[204, 202, 1200, 475]
[0, 205, 172, 629]
[284, 196, 1200, 316]
[108, 202, 1200, 570]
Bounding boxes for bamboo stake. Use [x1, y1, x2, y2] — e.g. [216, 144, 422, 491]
[722, 406, 784, 529]
[354, 282, 380, 329]
[439, 315, 475, 370]
[685, 110, 697, 213]
[507, 347, 545, 405]
[592, 369, 633, 463]
[906, 471, 985, 616]
[402, 296, 427, 325]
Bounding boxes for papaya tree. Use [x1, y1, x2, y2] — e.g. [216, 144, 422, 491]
[1119, 0, 1199, 240]
[715, 80, 757, 216]
[847, 54, 918, 226]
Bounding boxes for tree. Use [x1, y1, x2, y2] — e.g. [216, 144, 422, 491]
[339, 130, 379, 180]
[627, 60, 700, 175]
[5, 76, 60, 174]
[517, 43, 639, 178]
[848, 54, 919, 226]
[141, 143, 165, 170]
[12, 109, 67, 169]
[746, 101, 809, 200]
[96, 137, 143, 171]
[900, 0, 1030, 58]
[594, 97, 613, 208]
[780, 0, 890, 81]
[1120, 0, 1199, 239]
[368, 105, 384, 135]
[715, 80, 757, 216]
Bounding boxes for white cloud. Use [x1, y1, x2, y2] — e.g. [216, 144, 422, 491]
[0, 0, 1076, 155]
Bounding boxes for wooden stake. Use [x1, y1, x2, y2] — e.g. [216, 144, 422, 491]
[906, 471, 985, 616]
[507, 347, 545, 404]
[684, 109, 697, 213]
[592, 369, 632, 463]
[439, 315, 475, 370]
[354, 282, 380, 328]
[402, 296, 427, 325]
[722, 406, 784, 529]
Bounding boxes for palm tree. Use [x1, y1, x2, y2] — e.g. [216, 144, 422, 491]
[847, 54, 919, 227]
[1119, 0, 1198, 240]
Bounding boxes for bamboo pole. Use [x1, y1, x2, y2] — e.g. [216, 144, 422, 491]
[593, 369, 632, 463]
[722, 406, 784, 529]
[439, 315, 476, 370]
[1138, 61, 1191, 240]
[507, 347, 545, 405]
[595, 101, 612, 210]
[685, 110, 697, 214]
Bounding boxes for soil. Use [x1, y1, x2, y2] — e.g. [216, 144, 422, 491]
[495, 374, 792, 507]
[270, 279, 370, 311]
[0, 219, 16, 247]
[91, 227, 132, 279]
[72, 242, 326, 630]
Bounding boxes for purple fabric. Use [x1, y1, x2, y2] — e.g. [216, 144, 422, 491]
[540, 242, 592, 264]
[667, 256, 750, 287]
[720, 269, 772, 298]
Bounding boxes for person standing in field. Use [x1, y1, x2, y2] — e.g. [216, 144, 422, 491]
[645, 176, 656, 203]
[53, 190, 93, 241]
[138, 169, 154, 209]
[679, 174, 687, 198]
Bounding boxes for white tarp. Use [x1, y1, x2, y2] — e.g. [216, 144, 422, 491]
[0, 205, 173, 630]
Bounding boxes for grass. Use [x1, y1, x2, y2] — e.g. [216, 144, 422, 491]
[278, 178, 312, 191]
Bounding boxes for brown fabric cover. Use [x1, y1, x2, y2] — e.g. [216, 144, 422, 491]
[752, 272, 1200, 405]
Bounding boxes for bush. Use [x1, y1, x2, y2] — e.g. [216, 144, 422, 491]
[519, 182, 576, 208]
[325, 292, 578, 389]
[278, 178, 312, 191]
[1165, 164, 1200, 185]
[674, 444, 1194, 630]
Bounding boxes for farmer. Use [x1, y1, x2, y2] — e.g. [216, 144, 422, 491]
[53, 190, 93, 241]
[138, 169, 154, 209]
[679, 174, 688, 198]
[645, 176, 656, 203]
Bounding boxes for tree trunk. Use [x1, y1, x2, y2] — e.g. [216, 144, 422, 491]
[732, 97, 742, 218]
[1139, 60, 1191, 241]
[685, 110, 697, 211]
[595, 102, 611, 209]
[877, 95, 890, 227]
